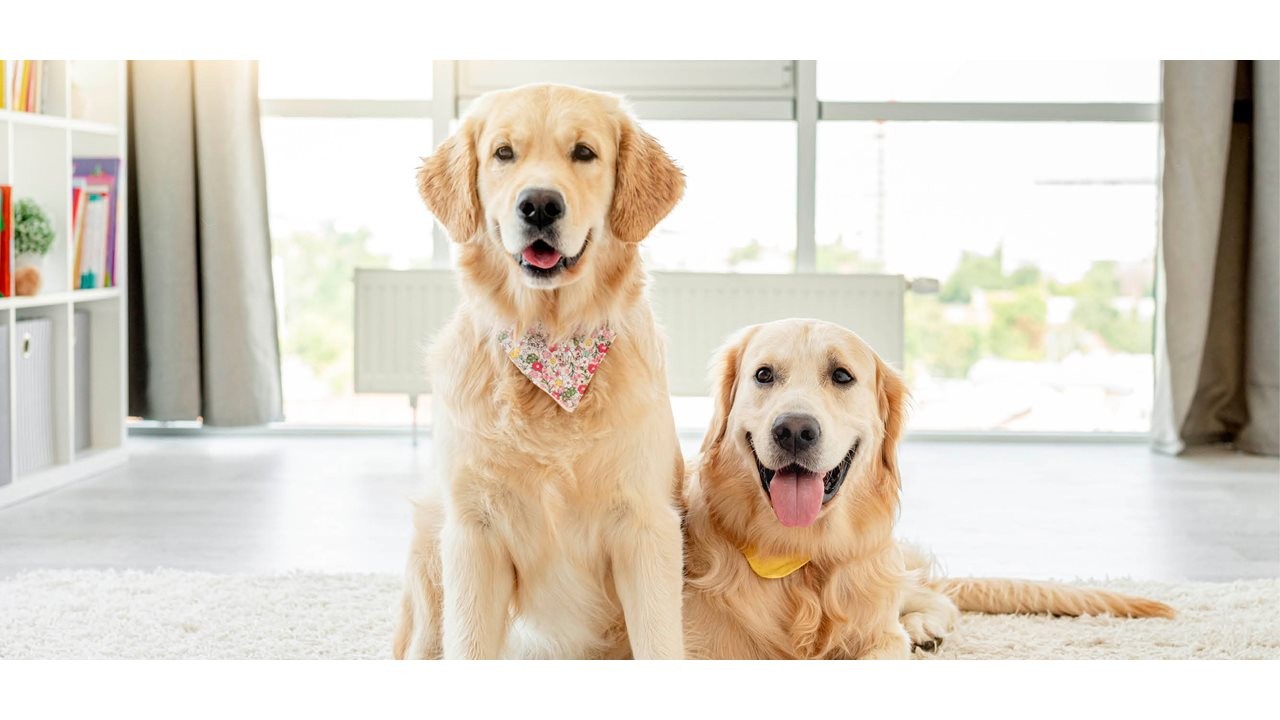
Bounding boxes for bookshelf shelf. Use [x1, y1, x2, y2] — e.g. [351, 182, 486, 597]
[0, 287, 121, 310]
[0, 110, 119, 136]
[2, 60, 128, 507]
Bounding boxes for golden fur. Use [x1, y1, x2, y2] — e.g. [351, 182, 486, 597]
[682, 319, 1175, 660]
[391, 85, 1172, 661]
[393, 84, 687, 659]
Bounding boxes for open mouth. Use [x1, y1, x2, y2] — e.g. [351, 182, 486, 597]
[514, 234, 588, 278]
[746, 433, 859, 528]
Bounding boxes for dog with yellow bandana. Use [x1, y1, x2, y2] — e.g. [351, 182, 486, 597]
[681, 318, 1174, 659]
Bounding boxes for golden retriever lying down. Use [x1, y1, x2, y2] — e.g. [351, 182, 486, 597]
[393, 84, 687, 659]
[682, 318, 1174, 659]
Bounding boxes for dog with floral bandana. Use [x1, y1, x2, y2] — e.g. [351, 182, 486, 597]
[394, 84, 687, 661]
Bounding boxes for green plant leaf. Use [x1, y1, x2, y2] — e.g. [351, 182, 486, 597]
[14, 198, 56, 256]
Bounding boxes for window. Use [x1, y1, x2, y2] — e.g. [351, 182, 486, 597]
[261, 117, 434, 267]
[817, 60, 1160, 103]
[641, 121, 796, 273]
[817, 122, 1158, 431]
[258, 59, 1162, 434]
[815, 61, 1160, 433]
[260, 114, 435, 425]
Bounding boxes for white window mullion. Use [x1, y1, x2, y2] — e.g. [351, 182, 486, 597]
[795, 60, 818, 272]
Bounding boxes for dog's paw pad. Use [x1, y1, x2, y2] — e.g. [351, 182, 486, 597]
[901, 610, 953, 652]
[913, 638, 941, 653]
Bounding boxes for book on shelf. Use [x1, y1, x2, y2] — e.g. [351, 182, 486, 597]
[71, 186, 87, 288]
[4, 60, 50, 113]
[71, 158, 121, 290]
[1, 185, 11, 297]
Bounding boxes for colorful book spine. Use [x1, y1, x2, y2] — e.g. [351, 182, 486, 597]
[29, 61, 40, 113]
[6, 61, 48, 113]
[20, 62, 31, 112]
[82, 195, 108, 289]
[10, 61, 24, 112]
[71, 185, 88, 290]
[72, 158, 121, 288]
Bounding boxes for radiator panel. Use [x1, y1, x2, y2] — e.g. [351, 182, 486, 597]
[353, 269, 904, 397]
[649, 272, 904, 396]
[353, 269, 457, 395]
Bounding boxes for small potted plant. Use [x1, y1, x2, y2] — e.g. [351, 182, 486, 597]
[14, 198, 55, 296]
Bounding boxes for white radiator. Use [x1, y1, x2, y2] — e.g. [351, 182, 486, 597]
[649, 272, 904, 395]
[354, 269, 905, 398]
[354, 268, 457, 395]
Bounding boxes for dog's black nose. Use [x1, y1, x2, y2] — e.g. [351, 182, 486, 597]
[517, 188, 565, 230]
[772, 413, 821, 455]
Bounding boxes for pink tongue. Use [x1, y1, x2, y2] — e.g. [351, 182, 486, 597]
[769, 469, 825, 527]
[522, 244, 562, 269]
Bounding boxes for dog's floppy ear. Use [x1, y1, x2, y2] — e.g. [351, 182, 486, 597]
[701, 325, 758, 456]
[874, 355, 909, 489]
[417, 117, 482, 243]
[609, 112, 685, 243]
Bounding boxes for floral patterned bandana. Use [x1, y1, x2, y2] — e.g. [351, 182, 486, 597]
[497, 325, 616, 412]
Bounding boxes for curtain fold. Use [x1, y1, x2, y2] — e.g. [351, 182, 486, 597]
[1240, 60, 1279, 454]
[127, 61, 282, 426]
[1153, 61, 1279, 456]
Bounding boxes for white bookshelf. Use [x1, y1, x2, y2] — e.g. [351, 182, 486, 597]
[1, 60, 128, 508]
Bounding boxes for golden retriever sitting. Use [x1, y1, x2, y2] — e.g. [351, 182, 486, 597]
[682, 319, 1174, 659]
[393, 84, 687, 659]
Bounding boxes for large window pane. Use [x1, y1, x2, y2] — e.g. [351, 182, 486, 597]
[639, 121, 796, 272]
[261, 117, 434, 425]
[259, 59, 433, 100]
[818, 60, 1160, 103]
[817, 122, 1159, 432]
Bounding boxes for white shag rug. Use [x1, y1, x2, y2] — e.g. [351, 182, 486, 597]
[0, 570, 1276, 660]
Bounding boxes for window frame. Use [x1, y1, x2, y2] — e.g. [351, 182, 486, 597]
[255, 59, 1161, 440]
[257, 60, 1160, 272]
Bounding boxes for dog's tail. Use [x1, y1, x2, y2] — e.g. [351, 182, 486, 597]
[391, 588, 413, 660]
[931, 577, 1175, 619]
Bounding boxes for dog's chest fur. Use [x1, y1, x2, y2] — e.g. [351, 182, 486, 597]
[429, 309, 676, 659]
[682, 506, 904, 660]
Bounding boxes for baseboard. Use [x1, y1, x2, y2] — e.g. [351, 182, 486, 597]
[0, 446, 128, 510]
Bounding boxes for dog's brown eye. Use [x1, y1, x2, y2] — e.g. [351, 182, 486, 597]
[572, 143, 596, 162]
[832, 368, 854, 385]
[754, 367, 774, 385]
[495, 145, 515, 161]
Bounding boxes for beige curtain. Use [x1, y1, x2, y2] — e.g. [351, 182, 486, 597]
[126, 61, 282, 426]
[1153, 61, 1278, 456]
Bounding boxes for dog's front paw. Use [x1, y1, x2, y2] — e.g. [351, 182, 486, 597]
[902, 608, 957, 653]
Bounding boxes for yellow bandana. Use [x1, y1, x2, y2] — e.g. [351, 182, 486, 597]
[742, 545, 810, 579]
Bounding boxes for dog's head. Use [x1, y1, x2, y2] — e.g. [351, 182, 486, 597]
[417, 83, 683, 311]
[700, 319, 907, 550]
